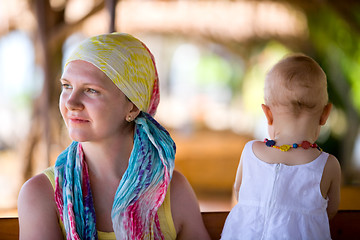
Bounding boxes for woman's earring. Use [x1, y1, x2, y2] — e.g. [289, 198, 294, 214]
[126, 116, 132, 122]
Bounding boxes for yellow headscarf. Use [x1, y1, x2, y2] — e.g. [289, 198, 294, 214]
[64, 32, 160, 116]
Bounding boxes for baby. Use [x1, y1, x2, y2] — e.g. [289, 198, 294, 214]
[221, 54, 341, 240]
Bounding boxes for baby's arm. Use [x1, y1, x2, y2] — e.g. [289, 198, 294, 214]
[321, 154, 341, 220]
[233, 154, 244, 203]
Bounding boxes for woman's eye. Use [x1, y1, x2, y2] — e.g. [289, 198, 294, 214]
[61, 84, 72, 90]
[86, 88, 99, 94]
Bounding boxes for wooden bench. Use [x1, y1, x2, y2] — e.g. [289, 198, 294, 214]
[202, 210, 360, 240]
[0, 217, 18, 240]
[1, 210, 359, 240]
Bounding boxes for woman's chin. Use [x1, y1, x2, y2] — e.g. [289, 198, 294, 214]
[68, 131, 90, 143]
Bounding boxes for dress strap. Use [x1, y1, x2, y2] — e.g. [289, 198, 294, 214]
[43, 166, 55, 190]
[313, 151, 330, 182]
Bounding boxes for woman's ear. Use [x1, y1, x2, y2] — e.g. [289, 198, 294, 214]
[126, 103, 140, 122]
[261, 104, 273, 125]
[320, 103, 332, 125]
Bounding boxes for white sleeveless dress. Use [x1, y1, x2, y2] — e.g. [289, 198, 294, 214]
[221, 141, 331, 240]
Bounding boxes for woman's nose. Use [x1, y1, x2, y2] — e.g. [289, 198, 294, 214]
[65, 91, 84, 111]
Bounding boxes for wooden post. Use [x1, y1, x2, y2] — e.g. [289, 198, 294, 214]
[22, 0, 51, 180]
[106, 0, 117, 32]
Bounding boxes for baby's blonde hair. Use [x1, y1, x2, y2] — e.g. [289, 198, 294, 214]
[264, 54, 328, 115]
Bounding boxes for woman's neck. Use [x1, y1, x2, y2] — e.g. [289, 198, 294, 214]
[81, 132, 134, 180]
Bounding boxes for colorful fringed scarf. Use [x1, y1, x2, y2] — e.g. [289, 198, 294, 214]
[54, 33, 175, 240]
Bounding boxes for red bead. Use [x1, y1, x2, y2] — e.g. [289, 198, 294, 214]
[301, 141, 310, 149]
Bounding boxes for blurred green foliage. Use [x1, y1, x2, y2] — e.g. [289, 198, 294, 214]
[308, 7, 360, 114]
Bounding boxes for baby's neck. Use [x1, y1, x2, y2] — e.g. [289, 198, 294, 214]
[270, 114, 320, 145]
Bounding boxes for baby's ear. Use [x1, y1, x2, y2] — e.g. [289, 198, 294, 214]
[261, 104, 273, 125]
[320, 103, 332, 125]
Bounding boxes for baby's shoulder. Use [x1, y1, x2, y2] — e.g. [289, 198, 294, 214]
[323, 153, 341, 176]
[247, 140, 268, 156]
[243, 140, 262, 151]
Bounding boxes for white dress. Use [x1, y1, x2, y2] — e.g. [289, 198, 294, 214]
[221, 141, 331, 240]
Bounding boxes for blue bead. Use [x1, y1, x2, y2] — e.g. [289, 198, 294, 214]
[293, 143, 298, 148]
[266, 140, 276, 147]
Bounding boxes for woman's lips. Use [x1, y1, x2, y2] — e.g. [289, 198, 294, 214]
[68, 117, 89, 124]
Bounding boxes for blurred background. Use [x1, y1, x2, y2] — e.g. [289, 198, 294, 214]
[0, 0, 360, 217]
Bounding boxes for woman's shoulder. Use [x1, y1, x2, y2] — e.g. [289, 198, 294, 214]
[169, 170, 211, 240]
[18, 167, 56, 206]
[169, 170, 193, 216]
[18, 172, 57, 217]
[170, 170, 190, 191]
[18, 173, 63, 239]
[169, 170, 200, 208]
[18, 173, 54, 205]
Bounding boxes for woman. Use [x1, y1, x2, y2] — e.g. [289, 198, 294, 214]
[18, 33, 210, 240]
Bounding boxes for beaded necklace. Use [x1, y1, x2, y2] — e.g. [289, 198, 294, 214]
[264, 138, 322, 152]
